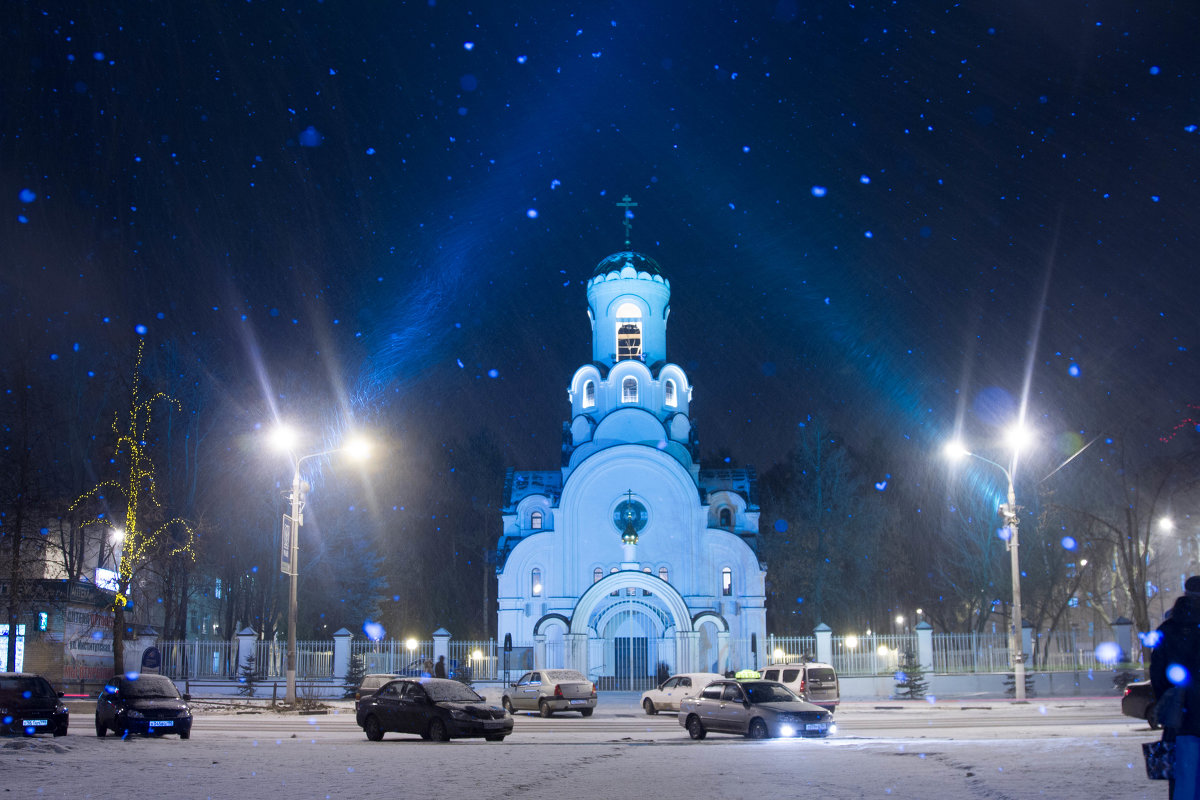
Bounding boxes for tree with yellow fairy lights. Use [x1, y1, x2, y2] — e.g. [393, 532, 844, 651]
[71, 339, 197, 670]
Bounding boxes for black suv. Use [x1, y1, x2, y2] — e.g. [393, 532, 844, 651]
[0, 672, 69, 736]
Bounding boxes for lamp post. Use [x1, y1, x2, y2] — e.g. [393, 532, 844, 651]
[945, 432, 1029, 701]
[275, 427, 371, 706]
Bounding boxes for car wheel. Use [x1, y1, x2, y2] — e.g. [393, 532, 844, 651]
[364, 715, 384, 742]
[502, 697, 515, 714]
[1148, 703, 1161, 730]
[53, 724, 67, 737]
[179, 730, 190, 740]
[485, 734, 507, 742]
[95, 720, 107, 738]
[747, 718, 770, 740]
[686, 715, 706, 740]
[580, 708, 594, 717]
[539, 700, 553, 718]
[428, 718, 450, 742]
[643, 699, 657, 715]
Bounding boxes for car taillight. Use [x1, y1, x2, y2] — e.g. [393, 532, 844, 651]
[590, 683, 597, 698]
[554, 684, 564, 698]
[1124, 688, 1132, 698]
[799, 679, 806, 694]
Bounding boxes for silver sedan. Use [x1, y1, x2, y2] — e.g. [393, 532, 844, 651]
[679, 679, 834, 739]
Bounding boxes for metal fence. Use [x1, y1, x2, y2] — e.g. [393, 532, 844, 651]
[159, 639, 239, 679]
[764, 635, 818, 664]
[932, 632, 1012, 673]
[351, 639, 434, 674]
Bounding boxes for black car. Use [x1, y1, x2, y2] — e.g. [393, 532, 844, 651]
[1122, 679, 1158, 728]
[0, 672, 69, 736]
[95, 673, 193, 739]
[356, 677, 512, 742]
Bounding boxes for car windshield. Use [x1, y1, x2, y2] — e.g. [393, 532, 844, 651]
[0, 676, 54, 699]
[120, 675, 181, 698]
[425, 682, 483, 703]
[744, 682, 799, 704]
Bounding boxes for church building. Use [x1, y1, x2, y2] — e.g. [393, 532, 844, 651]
[496, 213, 767, 689]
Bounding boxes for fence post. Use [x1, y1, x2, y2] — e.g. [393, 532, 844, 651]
[332, 628, 353, 681]
[237, 627, 258, 675]
[433, 628, 451, 673]
[814, 623, 832, 665]
[916, 621, 934, 672]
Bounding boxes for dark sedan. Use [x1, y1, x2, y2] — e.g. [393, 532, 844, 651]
[96, 673, 193, 739]
[679, 679, 835, 739]
[0, 672, 69, 736]
[1122, 679, 1158, 728]
[356, 677, 512, 742]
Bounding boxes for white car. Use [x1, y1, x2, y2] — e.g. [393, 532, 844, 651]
[640, 672, 725, 715]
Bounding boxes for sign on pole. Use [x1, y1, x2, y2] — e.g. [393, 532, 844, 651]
[281, 515, 296, 575]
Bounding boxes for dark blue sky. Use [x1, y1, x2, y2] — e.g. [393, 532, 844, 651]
[4, 0, 1197, 478]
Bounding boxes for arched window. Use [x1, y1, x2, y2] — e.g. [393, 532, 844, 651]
[531, 568, 543, 597]
[615, 302, 642, 361]
[530, 510, 543, 530]
[610, 567, 619, 596]
[664, 379, 677, 407]
[659, 566, 669, 583]
[583, 380, 596, 408]
[642, 566, 652, 596]
[593, 567, 603, 584]
[721, 567, 733, 596]
[719, 508, 732, 528]
[622, 377, 638, 403]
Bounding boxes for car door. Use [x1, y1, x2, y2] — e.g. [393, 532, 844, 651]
[510, 672, 534, 710]
[693, 683, 727, 729]
[668, 677, 690, 710]
[519, 672, 544, 708]
[400, 683, 432, 734]
[655, 677, 678, 708]
[719, 683, 751, 733]
[371, 682, 405, 732]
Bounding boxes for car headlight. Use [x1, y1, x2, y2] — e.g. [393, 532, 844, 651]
[779, 724, 795, 737]
[449, 709, 471, 720]
[124, 709, 145, 719]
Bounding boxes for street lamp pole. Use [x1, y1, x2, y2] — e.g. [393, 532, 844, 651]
[946, 444, 1027, 701]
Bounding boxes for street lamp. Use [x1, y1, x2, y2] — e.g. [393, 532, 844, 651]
[945, 427, 1030, 701]
[275, 427, 372, 706]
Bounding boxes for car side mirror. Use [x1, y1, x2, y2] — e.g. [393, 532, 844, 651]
[743, 700, 752, 709]
[183, 693, 192, 701]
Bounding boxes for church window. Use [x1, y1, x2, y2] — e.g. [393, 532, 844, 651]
[615, 302, 643, 361]
[659, 566, 669, 583]
[664, 379, 676, 407]
[622, 377, 638, 403]
[610, 567, 619, 596]
[642, 566, 652, 596]
[531, 510, 543, 530]
[531, 568, 543, 597]
[722, 567, 733, 596]
[583, 380, 596, 408]
[719, 508, 732, 528]
[593, 568, 603, 584]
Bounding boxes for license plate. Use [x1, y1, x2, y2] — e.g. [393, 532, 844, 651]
[22, 719, 48, 727]
[569, 699, 587, 705]
[805, 723, 827, 731]
[485, 720, 507, 727]
[148, 720, 174, 728]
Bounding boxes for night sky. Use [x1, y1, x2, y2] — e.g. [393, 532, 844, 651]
[5, 2, 1198, 512]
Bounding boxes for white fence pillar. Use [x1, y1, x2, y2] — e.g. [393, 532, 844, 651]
[916, 621, 934, 671]
[332, 628, 353, 680]
[433, 628, 451, 675]
[814, 623, 833, 665]
[237, 627, 258, 674]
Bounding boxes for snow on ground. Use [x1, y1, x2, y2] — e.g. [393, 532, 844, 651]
[0, 694, 1168, 799]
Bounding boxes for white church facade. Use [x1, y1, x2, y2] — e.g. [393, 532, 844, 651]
[495, 243, 767, 689]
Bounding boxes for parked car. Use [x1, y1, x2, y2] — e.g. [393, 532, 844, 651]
[356, 678, 512, 742]
[1122, 679, 1158, 728]
[355, 673, 401, 712]
[502, 669, 597, 717]
[95, 674, 192, 739]
[679, 679, 834, 740]
[640, 672, 725, 715]
[0, 672, 69, 737]
[759, 661, 840, 712]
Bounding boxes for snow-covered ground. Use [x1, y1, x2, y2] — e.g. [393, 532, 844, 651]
[0, 694, 1167, 799]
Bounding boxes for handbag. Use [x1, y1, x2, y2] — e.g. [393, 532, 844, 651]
[1143, 739, 1175, 781]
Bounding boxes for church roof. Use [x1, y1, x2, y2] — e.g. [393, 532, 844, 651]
[592, 250, 664, 277]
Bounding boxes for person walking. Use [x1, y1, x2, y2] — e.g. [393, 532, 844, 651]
[1151, 576, 1200, 800]
[435, 655, 447, 678]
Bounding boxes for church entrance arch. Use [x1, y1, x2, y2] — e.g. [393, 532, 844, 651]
[568, 570, 694, 690]
[692, 612, 730, 675]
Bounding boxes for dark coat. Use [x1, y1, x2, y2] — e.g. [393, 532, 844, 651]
[434, 658, 447, 679]
[1150, 595, 1200, 737]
